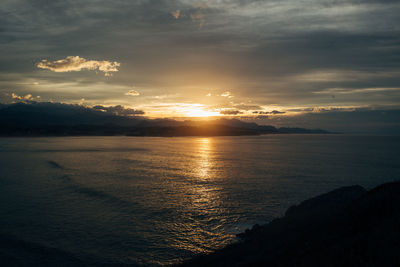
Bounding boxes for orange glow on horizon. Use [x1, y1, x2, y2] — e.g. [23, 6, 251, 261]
[172, 104, 220, 118]
[184, 108, 220, 117]
[140, 103, 221, 118]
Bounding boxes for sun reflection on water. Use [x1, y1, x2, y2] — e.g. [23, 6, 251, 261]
[196, 138, 212, 180]
[166, 138, 233, 257]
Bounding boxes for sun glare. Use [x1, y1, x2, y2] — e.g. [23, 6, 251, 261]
[147, 104, 221, 118]
[185, 108, 219, 117]
[177, 105, 220, 117]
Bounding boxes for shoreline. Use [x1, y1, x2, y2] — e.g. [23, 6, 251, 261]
[179, 181, 400, 266]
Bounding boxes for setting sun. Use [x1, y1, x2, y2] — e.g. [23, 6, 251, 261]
[173, 104, 220, 117]
[185, 108, 219, 117]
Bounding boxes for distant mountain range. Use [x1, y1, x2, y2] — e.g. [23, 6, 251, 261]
[0, 102, 329, 136]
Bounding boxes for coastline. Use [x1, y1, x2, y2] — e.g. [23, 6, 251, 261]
[179, 181, 400, 267]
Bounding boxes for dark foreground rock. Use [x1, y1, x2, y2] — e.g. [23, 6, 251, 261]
[180, 181, 400, 267]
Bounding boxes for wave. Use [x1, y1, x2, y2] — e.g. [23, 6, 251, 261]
[67, 183, 138, 210]
[48, 160, 64, 169]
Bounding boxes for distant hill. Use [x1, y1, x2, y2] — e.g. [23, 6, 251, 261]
[0, 102, 330, 136]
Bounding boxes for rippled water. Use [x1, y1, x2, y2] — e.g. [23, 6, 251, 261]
[0, 135, 399, 265]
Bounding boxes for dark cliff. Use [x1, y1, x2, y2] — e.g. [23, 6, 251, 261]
[180, 181, 400, 267]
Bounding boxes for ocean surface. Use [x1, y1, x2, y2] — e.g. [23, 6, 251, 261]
[0, 135, 399, 265]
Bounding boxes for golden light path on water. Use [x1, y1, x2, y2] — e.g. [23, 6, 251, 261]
[167, 137, 234, 260]
[197, 138, 212, 180]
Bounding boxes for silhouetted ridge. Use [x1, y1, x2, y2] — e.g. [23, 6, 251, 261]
[0, 102, 330, 136]
[180, 181, 400, 267]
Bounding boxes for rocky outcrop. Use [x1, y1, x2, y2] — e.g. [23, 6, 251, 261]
[180, 181, 400, 267]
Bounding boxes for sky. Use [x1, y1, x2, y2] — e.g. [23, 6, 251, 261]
[0, 0, 400, 129]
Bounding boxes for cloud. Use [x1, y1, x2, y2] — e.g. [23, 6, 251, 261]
[220, 109, 243, 115]
[294, 70, 400, 83]
[252, 110, 286, 115]
[190, 11, 205, 28]
[125, 89, 140, 96]
[36, 56, 120, 76]
[190, 13, 204, 20]
[314, 87, 400, 95]
[171, 9, 181, 19]
[255, 115, 269, 120]
[92, 105, 144, 116]
[12, 93, 34, 100]
[170, 3, 206, 28]
[235, 104, 262, 110]
[270, 110, 285, 114]
[24, 94, 33, 100]
[11, 93, 22, 100]
[221, 91, 234, 98]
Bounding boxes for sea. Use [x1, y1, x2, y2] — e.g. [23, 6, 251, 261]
[0, 135, 399, 265]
